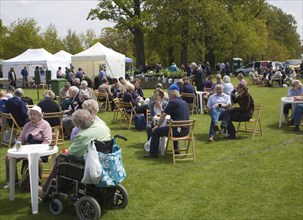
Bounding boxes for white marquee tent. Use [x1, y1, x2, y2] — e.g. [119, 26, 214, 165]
[71, 42, 125, 79]
[54, 50, 72, 64]
[2, 48, 70, 80]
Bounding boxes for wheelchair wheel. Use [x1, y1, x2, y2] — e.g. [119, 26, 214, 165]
[112, 184, 128, 209]
[75, 196, 101, 220]
[49, 198, 64, 215]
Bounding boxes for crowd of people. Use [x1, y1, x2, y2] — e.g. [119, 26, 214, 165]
[1, 60, 302, 203]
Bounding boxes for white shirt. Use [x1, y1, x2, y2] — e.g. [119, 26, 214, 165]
[207, 93, 231, 109]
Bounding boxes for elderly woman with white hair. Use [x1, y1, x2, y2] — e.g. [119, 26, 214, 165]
[39, 109, 111, 198]
[70, 99, 107, 141]
[4, 106, 52, 189]
[80, 80, 92, 97]
[222, 75, 234, 95]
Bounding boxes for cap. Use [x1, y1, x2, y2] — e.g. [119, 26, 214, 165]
[29, 105, 43, 116]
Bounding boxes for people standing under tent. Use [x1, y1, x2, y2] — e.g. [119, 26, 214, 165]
[40, 67, 45, 84]
[20, 66, 28, 88]
[8, 67, 17, 87]
[56, 67, 63, 78]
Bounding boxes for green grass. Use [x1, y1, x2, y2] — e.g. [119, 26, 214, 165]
[0, 78, 302, 220]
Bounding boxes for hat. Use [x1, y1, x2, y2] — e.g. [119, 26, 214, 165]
[29, 105, 43, 116]
[3, 93, 13, 100]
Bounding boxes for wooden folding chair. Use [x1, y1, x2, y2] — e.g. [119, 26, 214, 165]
[43, 111, 65, 145]
[0, 112, 23, 148]
[120, 101, 137, 130]
[165, 119, 196, 165]
[146, 108, 151, 123]
[96, 92, 111, 112]
[182, 93, 198, 115]
[237, 105, 262, 139]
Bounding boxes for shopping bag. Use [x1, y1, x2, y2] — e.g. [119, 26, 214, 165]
[81, 141, 102, 185]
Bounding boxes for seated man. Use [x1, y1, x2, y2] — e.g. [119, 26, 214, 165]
[206, 84, 231, 142]
[5, 88, 29, 127]
[290, 95, 303, 131]
[39, 109, 111, 198]
[144, 90, 189, 158]
[220, 83, 254, 139]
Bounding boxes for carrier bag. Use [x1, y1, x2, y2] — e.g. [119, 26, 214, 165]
[81, 141, 102, 185]
[135, 113, 146, 130]
[97, 144, 127, 188]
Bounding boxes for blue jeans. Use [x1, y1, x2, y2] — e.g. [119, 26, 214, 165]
[293, 104, 303, 126]
[221, 109, 251, 136]
[149, 126, 189, 156]
[208, 108, 224, 137]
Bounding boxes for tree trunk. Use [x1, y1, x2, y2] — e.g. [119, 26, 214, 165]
[180, 23, 189, 65]
[168, 46, 174, 65]
[134, 28, 145, 68]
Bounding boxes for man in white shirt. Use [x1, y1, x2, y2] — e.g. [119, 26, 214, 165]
[206, 84, 231, 142]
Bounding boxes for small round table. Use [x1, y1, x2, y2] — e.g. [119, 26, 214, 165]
[7, 144, 58, 214]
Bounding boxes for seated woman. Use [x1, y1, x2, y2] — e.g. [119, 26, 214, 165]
[283, 80, 303, 124]
[146, 89, 168, 140]
[4, 106, 52, 189]
[80, 80, 92, 98]
[220, 83, 254, 139]
[122, 84, 148, 118]
[62, 88, 90, 137]
[133, 78, 145, 100]
[206, 84, 231, 142]
[39, 109, 111, 198]
[70, 99, 106, 141]
[222, 75, 234, 95]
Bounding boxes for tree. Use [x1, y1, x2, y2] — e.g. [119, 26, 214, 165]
[0, 20, 8, 58]
[2, 18, 42, 59]
[88, 0, 153, 67]
[41, 24, 64, 54]
[62, 29, 83, 54]
[80, 29, 97, 49]
[98, 27, 134, 58]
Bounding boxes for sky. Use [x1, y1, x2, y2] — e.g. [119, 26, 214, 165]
[0, 0, 302, 42]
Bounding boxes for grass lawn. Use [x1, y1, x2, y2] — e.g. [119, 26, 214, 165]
[0, 78, 302, 220]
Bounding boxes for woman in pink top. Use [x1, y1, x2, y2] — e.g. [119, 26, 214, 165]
[4, 106, 52, 189]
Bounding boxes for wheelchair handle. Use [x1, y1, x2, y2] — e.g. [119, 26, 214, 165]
[114, 135, 127, 141]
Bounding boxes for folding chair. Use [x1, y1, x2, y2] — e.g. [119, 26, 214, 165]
[165, 119, 196, 165]
[237, 105, 262, 139]
[43, 111, 65, 145]
[182, 93, 197, 115]
[120, 101, 137, 130]
[146, 108, 151, 123]
[96, 92, 111, 112]
[0, 112, 23, 148]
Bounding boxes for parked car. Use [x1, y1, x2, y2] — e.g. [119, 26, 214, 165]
[234, 60, 283, 76]
[285, 59, 301, 71]
[234, 61, 270, 76]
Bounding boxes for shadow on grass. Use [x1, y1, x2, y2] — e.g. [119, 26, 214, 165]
[266, 121, 302, 134]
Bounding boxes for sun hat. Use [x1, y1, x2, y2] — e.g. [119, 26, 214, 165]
[29, 105, 43, 116]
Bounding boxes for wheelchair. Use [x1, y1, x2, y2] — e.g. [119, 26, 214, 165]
[43, 135, 128, 220]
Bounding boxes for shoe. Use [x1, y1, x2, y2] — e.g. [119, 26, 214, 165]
[208, 136, 215, 142]
[291, 126, 300, 131]
[288, 119, 294, 125]
[220, 128, 227, 135]
[38, 187, 46, 199]
[143, 154, 158, 158]
[3, 181, 19, 189]
[214, 125, 219, 132]
[225, 133, 237, 139]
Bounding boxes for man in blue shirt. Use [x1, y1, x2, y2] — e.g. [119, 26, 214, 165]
[168, 80, 183, 92]
[21, 66, 28, 88]
[144, 90, 190, 158]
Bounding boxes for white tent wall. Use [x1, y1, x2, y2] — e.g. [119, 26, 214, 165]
[71, 42, 125, 80]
